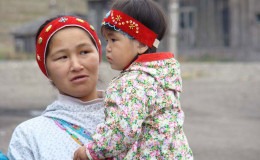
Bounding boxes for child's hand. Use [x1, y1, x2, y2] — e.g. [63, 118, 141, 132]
[73, 146, 89, 160]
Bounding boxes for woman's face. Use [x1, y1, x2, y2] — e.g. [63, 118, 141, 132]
[46, 27, 99, 101]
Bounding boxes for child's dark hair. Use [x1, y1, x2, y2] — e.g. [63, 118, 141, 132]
[109, 0, 168, 53]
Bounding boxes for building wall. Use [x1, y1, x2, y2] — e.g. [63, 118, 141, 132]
[0, 0, 87, 55]
[179, 0, 230, 49]
[230, 0, 260, 50]
[251, 0, 260, 50]
[179, 0, 260, 51]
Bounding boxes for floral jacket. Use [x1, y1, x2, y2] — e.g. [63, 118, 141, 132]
[86, 52, 193, 160]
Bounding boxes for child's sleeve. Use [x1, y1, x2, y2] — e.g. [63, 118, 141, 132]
[85, 72, 158, 159]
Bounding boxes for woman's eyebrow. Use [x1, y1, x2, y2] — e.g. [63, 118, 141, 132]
[50, 43, 93, 57]
[51, 49, 68, 57]
[77, 43, 92, 49]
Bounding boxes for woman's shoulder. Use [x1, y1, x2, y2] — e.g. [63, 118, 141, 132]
[9, 116, 53, 152]
[13, 116, 51, 134]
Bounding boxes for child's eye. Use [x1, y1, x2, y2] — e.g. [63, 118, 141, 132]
[111, 39, 116, 42]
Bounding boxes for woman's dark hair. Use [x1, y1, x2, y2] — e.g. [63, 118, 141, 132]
[36, 15, 97, 58]
[35, 15, 64, 58]
[35, 15, 64, 45]
[109, 0, 168, 53]
[35, 16, 64, 87]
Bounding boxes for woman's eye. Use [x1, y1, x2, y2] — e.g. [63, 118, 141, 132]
[80, 51, 89, 55]
[57, 56, 67, 60]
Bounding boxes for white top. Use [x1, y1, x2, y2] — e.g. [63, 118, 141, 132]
[8, 91, 105, 160]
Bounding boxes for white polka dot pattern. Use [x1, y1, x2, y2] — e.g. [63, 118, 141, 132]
[7, 93, 105, 160]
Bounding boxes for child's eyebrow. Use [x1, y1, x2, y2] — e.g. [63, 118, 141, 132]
[107, 31, 116, 37]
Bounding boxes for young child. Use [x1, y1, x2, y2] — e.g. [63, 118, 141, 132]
[74, 0, 193, 159]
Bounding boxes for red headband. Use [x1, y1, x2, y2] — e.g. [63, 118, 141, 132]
[102, 9, 160, 48]
[36, 16, 102, 77]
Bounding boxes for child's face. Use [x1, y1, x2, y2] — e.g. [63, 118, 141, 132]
[103, 28, 140, 70]
[46, 27, 99, 101]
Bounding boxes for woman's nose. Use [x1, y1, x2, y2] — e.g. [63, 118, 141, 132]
[70, 56, 83, 72]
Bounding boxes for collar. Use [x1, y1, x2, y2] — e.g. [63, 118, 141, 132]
[135, 52, 174, 63]
[122, 52, 174, 71]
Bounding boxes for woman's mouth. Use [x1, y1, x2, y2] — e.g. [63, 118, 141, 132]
[71, 75, 89, 83]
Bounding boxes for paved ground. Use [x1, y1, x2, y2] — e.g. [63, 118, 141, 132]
[0, 60, 260, 160]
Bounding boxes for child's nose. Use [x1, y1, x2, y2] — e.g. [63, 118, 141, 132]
[106, 43, 111, 53]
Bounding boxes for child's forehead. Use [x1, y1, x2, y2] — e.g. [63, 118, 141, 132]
[103, 28, 120, 36]
[103, 27, 116, 33]
[102, 25, 134, 40]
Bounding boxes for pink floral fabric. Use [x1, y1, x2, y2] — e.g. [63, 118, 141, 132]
[87, 53, 193, 160]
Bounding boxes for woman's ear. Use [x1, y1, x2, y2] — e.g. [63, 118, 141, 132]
[137, 42, 148, 54]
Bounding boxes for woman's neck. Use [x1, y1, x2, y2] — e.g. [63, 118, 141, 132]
[58, 91, 104, 106]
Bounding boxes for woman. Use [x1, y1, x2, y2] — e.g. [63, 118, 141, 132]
[8, 16, 104, 160]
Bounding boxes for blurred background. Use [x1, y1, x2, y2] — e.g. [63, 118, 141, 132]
[0, 0, 260, 160]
